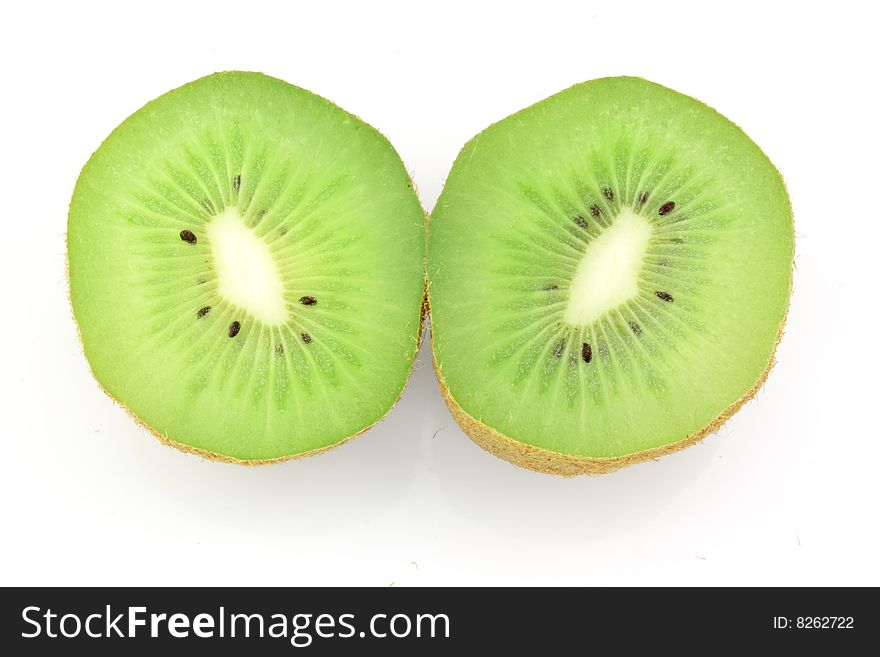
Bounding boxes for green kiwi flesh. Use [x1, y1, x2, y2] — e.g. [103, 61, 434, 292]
[428, 77, 793, 475]
[68, 72, 425, 462]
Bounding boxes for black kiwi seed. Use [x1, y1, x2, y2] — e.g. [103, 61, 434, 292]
[671, 237, 684, 244]
[196, 306, 211, 318]
[179, 229, 197, 244]
[228, 321, 241, 337]
[581, 342, 593, 363]
[300, 296, 317, 306]
[659, 201, 676, 216]
[543, 283, 559, 291]
[590, 204, 602, 218]
[573, 215, 588, 229]
[655, 291, 674, 302]
[629, 320, 642, 336]
[301, 332, 312, 344]
[638, 191, 649, 206]
[603, 187, 614, 201]
[233, 174, 241, 191]
[553, 340, 565, 358]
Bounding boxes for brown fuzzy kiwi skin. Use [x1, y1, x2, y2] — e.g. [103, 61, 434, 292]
[427, 205, 794, 478]
[66, 202, 430, 467]
[432, 325, 784, 476]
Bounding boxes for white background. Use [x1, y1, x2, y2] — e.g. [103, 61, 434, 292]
[2, 0, 878, 587]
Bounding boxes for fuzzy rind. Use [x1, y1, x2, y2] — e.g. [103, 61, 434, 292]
[430, 294, 789, 476]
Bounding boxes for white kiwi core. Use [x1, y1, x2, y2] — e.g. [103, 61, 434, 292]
[563, 207, 653, 326]
[206, 208, 288, 325]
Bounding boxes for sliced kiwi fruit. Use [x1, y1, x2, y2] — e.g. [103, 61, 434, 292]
[428, 77, 793, 475]
[68, 72, 425, 463]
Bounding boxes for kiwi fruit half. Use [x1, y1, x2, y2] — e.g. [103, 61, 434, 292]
[428, 77, 793, 475]
[68, 72, 425, 463]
